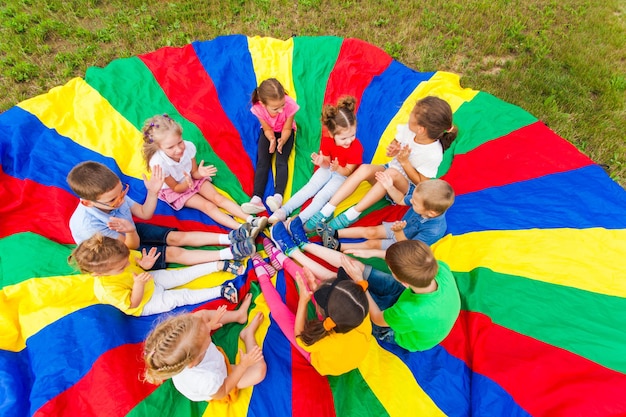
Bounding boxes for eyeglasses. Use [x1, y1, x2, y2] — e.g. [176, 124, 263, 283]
[92, 183, 129, 209]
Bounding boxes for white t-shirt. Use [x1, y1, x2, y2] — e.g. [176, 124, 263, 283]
[149, 140, 197, 190]
[388, 124, 443, 179]
[172, 342, 227, 402]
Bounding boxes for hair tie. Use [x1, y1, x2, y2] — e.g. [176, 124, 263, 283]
[323, 317, 336, 331]
[356, 280, 368, 292]
[443, 125, 454, 134]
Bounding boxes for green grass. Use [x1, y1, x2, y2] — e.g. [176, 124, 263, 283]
[1, 0, 625, 186]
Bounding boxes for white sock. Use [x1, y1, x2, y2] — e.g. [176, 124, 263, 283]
[345, 207, 361, 221]
[219, 248, 234, 260]
[219, 234, 231, 245]
[246, 215, 254, 223]
[321, 204, 335, 217]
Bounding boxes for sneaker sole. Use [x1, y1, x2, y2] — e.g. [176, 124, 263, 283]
[250, 217, 268, 239]
[241, 203, 266, 214]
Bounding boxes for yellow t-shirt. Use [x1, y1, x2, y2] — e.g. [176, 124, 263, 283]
[93, 252, 155, 316]
[296, 316, 372, 376]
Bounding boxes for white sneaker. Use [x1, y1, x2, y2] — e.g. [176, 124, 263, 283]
[268, 208, 287, 224]
[241, 199, 265, 214]
[250, 216, 268, 239]
[266, 194, 283, 212]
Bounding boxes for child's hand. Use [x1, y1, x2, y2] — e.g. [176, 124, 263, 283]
[143, 164, 165, 195]
[182, 172, 194, 189]
[207, 305, 228, 331]
[329, 157, 339, 172]
[133, 271, 153, 285]
[311, 151, 325, 167]
[268, 137, 277, 153]
[396, 145, 410, 163]
[390, 220, 406, 232]
[277, 137, 287, 154]
[135, 247, 162, 270]
[294, 271, 313, 304]
[374, 171, 394, 190]
[239, 345, 264, 368]
[340, 255, 365, 282]
[107, 217, 136, 234]
[197, 160, 217, 179]
[386, 139, 400, 157]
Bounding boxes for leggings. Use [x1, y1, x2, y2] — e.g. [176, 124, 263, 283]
[253, 129, 295, 197]
[254, 257, 311, 362]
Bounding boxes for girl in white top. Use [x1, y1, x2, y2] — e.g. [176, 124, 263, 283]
[309, 96, 458, 231]
[142, 114, 267, 232]
[143, 295, 266, 402]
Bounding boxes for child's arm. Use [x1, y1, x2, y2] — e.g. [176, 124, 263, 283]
[341, 255, 389, 327]
[386, 139, 401, 157]
[130, 272, 152, 308]
[390, 220, 408, 242]
[134, 247, 162, 270]
[294, 272, 313, 337]
[365, 290, 389, 327]
[311, 150, 331, 169]
[397, 146, 429, 184]
[131, 165, 165, 220]
[258, 118, 277, 153]
[107, 217, 140, 249]
[277, 115, 295, 154]
[191, 159, 218, 180]
[210, 345, 264, 400]
[332, 161, 358, 177]
[374, 171, 406, 205]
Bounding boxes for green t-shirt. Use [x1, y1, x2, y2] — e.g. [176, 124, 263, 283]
[383, 261, 460, 351]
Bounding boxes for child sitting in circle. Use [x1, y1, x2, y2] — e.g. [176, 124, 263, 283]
[241, 78, 300, 215]
[143, 299, 266, 402]
[69, 234, 243, 316]
[308, 96, 457, 232]
[252, 240, 372, 376]
[67, 161, 256, 266]
[268, 96, 363, 225]
[319, 179, 455, 254]
[142, 114, 267, 233]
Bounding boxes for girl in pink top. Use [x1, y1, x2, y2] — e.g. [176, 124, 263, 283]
[241, 78, 300, 215]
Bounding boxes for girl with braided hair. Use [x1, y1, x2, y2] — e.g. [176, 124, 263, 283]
[143, 294, 266, 402]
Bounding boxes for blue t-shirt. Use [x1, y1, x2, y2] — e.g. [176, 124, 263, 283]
[69, 195, 137, 244]
[400, 210, 447, 246]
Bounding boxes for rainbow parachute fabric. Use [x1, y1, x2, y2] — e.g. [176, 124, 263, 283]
[1, 35, 626, 417]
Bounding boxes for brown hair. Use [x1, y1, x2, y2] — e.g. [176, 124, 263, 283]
[385, 240, 439, 288]
[411, 96, 457, 151]
[141, 114, 184, 170]
[67, 161, 121, 201]
[251, 78, 285, 105]
[143, 313, 205, 385]
[68, 233, 130, 274]
[299, 278, 368, 346]
[414, 179, 455, 214]
[321, 96, 357, 136]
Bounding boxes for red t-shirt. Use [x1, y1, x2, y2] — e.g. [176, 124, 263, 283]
[319, 136, 364, 167]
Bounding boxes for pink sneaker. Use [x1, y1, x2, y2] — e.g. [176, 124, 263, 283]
[262, 238, 283, 271]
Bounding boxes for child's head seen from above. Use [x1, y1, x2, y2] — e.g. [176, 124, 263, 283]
[143, 313, 206, 385]
[410, 179, 455, 218]
[67, 161, 123, 204]
[252, 78, 286, 117]
[385, 240, 439, 289]
[321, 96, 357, 148]
[69, 233, 130, 275]
[142, 114, 184, 167]
[409, 96, 457, 150]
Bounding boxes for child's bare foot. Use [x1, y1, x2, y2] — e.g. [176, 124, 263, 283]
[234, 293, 253, 324]
[240, 311, 264, 344]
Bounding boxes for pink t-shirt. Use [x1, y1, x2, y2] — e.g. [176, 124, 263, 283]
[250, 95, 299, 132]
[319, 136, 364, 167]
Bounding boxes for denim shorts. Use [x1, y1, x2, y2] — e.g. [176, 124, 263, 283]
[136, 222, 177, 270]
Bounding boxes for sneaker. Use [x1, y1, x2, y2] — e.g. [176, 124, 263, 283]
[228, 223, 251, 243]
[304, 212, 329, 232]
[270, 222, 298, 256]
[251, 253, 277, 277]
[231, 237, 256, 260]
[268, 208, 287, 224]
[241, 198, 265, 214]
[327, 212, 355, 230]
[322, 229, 341, 251]
[249, 216, 268, 239]
[288, 216, 309, 248]
[262, 237, 283, 271]
[266, 194, 283, 212]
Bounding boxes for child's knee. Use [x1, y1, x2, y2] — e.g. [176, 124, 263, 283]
[165, 231, 184, 246]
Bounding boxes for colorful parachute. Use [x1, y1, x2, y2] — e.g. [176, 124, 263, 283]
[1, 35, 626, 417]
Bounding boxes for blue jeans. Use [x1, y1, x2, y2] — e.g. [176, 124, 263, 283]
[364, 265, 403, 345]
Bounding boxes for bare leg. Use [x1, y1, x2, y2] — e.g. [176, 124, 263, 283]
[235, 312, 267, 388]
[300, 244, 347, 272]
[194, 293, 253, 324]
[198, 182, 252, 222]
[289, 247, 336, 281]
[340, 239, 385, 252]
[185, 193, 241, 229]
[338, 225, 388, 240]
[165, 245, 224, 265]
[327, 164, 384, 206]
[167, 231, 229, 247]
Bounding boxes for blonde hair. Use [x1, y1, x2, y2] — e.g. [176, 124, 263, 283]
[411, 96, 457, 151]
[321, 96, 357, 136]
[414, 179, 455, 214]
[68, 233, 129, 274]
[67, 161, 121, 201]
[141, 114, 184, 170]
[251, 78, 286, 105]
[385, 240, 439, 288]
[143, 313, 205, 385]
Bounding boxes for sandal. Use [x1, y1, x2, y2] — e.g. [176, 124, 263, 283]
[322, 229, 340, 251]
[222, 260, 245, 275]
[262, 238, 283, 271]
[251, 253, 277, 277]
[221, 281, 239, 304]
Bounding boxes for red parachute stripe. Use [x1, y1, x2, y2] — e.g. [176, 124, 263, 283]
[139, 45, 254, 194]
[442, 121, 594, 196]
[0, 169, 75, 243]
[33, 343, 155, 417]
[442, 311, 626, 416]
[323, 38, 392, 107]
